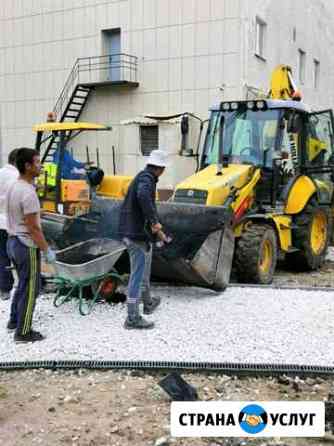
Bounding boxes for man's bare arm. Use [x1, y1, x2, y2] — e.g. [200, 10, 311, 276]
[24, 213, 48, 252]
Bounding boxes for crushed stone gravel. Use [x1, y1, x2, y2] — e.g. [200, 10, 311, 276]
[1, 285, 334, 365]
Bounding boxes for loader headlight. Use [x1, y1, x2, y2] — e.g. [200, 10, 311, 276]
[256, 100, 266, 110]
[222, 102, 230, 111]
[231, 102, 239, 110]
[247, 101, 255, 110]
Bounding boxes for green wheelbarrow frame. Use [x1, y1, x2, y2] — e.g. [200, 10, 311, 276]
[52, 270, 123, 316]
[51, 238, 127, 315]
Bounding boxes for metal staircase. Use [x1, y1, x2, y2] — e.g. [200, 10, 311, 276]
[62, 85, 92, 122]
[42, 86, 92, 163]
[41, 54, 139, 163]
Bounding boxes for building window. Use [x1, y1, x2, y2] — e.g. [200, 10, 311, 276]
[140, 125, 159, 156]
[313, 59, 320, 89]
[298, 49, 306, 84]
[255, 17, 266, 59]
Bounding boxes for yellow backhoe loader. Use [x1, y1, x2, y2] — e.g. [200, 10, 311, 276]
[38, 65, 334, 288]
[171, 65, 334, 284]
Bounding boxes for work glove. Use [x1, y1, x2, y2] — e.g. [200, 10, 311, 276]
[156, 230, 173, 248]
[44, 247, 56, 264]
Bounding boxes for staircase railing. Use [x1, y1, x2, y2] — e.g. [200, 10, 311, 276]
[53, 59, 80, 121]
[53, 53, 138, 121]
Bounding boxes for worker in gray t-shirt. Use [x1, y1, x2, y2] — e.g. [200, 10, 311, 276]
[5, 148, 55, 344]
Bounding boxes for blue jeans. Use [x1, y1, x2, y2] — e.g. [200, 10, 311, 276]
[0, 229, 14, 292]
[123, 238, 152, 306]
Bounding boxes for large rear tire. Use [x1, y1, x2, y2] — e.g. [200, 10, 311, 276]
[234, 223, 278, 284]
[285, 205, 330, 270]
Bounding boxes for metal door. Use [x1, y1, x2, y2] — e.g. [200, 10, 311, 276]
[108, 30, 121, 81]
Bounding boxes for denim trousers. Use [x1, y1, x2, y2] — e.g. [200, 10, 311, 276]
[123, 238, 152, 307]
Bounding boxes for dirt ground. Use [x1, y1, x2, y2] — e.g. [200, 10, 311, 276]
[2, 259, 334, 446]
[0, 369, 334, 446]
[273, 258, 334, 288]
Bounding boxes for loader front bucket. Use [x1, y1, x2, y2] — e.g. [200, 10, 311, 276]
[152, 202, 235, 290]
[41, 198, 235, 290]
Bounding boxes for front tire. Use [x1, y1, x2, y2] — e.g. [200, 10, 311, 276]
[285, 205, 330, 270]
[234, 223, 278, 284]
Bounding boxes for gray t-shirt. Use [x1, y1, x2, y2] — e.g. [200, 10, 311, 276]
[6, 179, 41, 248]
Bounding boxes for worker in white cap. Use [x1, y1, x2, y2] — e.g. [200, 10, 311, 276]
[119, 149, 169, 329]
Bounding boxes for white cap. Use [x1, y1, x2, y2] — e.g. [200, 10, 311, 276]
[146, 149, 169, 167]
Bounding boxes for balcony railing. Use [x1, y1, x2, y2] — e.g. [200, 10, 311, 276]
[78, 53, 138, 85]
[54, 53, 138, 120]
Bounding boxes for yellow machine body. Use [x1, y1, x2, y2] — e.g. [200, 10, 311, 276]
[97, 175, 133, 200]
[61, 180, 90, 202]
[174, 163, 293, 252]
[269, 64, 296, 100]
[284, 176, 317, 214]
[41, 200, 57, 213]
[33, 122, 110, 132]
[174, 164, 255, 206]
[307, 137, 328, 162]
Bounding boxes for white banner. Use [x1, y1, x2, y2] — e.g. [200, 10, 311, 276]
[171, 401, 325, 437]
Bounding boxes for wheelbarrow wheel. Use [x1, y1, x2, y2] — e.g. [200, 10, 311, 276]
[91, 275, 120, 303]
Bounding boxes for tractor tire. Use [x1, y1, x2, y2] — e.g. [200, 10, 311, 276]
[285, 205, 331, 271]
[234, 224, 278, 284]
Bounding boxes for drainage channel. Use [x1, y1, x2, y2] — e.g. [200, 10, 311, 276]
[1, 360, 334, 377]
[228, 283, 334, 292]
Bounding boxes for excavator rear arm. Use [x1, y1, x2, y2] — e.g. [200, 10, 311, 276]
[269, 64, 300, 100]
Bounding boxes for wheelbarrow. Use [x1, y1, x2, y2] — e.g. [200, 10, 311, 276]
[52, 238, 126, 315]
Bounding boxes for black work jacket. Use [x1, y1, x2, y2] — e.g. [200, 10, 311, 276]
[119, 167, 159, 242]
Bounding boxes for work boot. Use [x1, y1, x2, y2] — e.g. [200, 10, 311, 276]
[0, 290, 10, 300]
[7, 320, 16, 331]
[14, 330, 45, 344]
[124, 315, 154, 330]
[143, 296, 161, 315]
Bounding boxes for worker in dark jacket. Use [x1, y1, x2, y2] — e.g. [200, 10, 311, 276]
[119, 149, 169, 329]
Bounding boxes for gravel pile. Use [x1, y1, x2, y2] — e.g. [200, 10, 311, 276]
[1, 284, 334, 365]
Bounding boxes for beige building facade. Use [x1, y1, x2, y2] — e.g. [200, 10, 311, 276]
[1, 0, 334, 189]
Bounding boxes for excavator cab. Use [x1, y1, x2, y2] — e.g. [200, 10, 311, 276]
[199, 99, 334, 200]
[34, 121, 111, 216]
[201, 100, 281, 169]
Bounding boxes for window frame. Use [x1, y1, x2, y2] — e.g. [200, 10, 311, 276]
[139, 125, 159, 157]
[298, 49, 306, 85]
[313, 58, 320, 89]
[255, 16, 267, 61]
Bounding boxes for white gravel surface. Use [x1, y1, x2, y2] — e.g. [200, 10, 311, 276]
[1, 285, 334, 365]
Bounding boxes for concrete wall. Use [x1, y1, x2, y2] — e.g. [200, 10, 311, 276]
[1, 0, 334, 184]
[240, 0, 334, 108]
[117, 117, 200, 189]
[0, 0, 242, 178]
